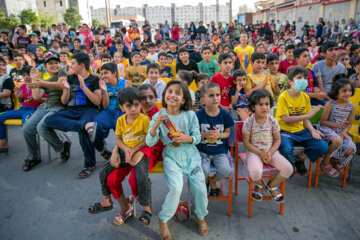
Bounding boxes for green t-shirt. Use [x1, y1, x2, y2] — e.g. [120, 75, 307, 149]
[40, 69, 68, 107]
[198, 59, 220, 78]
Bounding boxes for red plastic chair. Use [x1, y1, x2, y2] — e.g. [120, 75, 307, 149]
[230, 121, 285, 218]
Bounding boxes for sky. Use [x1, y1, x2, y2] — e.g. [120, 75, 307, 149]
[91, 0, 257, 14]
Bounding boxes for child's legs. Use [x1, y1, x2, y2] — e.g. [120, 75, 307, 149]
[299, 130, 328, 163]
[187, 165, 208, 220]
[279, 131, 296, 163]
[246, 152, 264, 181]
[106, 166, 132, 200]
[200, 152, 211, 179]
[134, 157, 151, 207]
[268, 151, 294, 182]
[158, 158, 184, 223]
[99, 161, 117, 196]
[236, 108, 250, 121]
[323, 136, 342, 164]
[128, 169, 138, 197]
[211, 153, 231, 179]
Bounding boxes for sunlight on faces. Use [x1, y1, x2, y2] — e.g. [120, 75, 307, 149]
[200, 86, 221, 108]
[165, 84, 185, 107]
[140, 88, 156, 113]
[44, 60, 60, 75]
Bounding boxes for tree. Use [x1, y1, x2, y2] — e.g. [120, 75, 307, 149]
[0, 12, 20, 29]
[92, 19, 101, 28]
[38, 11, 57, 31]
[19, 9, 38, 25]
[64, 7, 82, 27]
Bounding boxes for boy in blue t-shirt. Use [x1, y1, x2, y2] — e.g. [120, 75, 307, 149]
[229, 69, 250, 121]
[84, 63, 130, 158]
[196, 82, 234, 198]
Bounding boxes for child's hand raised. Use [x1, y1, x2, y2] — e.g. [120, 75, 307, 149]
[125, 80, 131, 88]
[99, 80, 107, 92]
[59, 77, 69, 89]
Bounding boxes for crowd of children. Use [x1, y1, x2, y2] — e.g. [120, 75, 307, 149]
[0, 22, 359, 240]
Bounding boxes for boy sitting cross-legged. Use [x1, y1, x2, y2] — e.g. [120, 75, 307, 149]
[196, 82, 234, 197]
[276, 66, 328, 175]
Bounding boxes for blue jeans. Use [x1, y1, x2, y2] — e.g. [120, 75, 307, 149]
[22, 103, 64, 160]
[0, 107, 36, 139]
[279, 129, 328, 163]
[93, 109, 124, 152]
[45, 107, 98, 168]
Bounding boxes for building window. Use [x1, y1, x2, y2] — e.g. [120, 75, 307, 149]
[44, 1, 46, 7]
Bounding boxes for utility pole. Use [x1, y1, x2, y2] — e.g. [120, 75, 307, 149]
[105, 0, 110, 27]
[229, 0, 232, 23]
[216, 0, 219, 24]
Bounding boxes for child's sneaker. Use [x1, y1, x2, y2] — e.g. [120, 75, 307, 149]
[294, 156, 307, 176]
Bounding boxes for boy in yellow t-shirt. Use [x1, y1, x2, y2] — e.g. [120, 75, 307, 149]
[276, 66, 328, 176]
[234, 32, 254, 73]
[125, 52, 147, 87]
[89, 87, 153, 225]
[244, 52, 275, 99]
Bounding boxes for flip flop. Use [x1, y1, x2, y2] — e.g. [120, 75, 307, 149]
[139, 210, 152, 225]
[195, 215, 209, 237]
[88, 202, 113, 214]
[114, 206, 134, 225]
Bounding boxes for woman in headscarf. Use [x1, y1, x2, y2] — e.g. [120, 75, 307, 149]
[79, 23, 94, 52]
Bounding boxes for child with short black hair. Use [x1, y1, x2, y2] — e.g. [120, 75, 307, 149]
[196, 82, 234, 197]
[0, 56, 15, 112]
[278, 44, 296, 74]
[266, 53, 287, 96]
[198, 46, 219, 78]
[140, 46, 152, 66]
[9, 53, 25, 83]
[243, 89, 293, 203]
[194, 73, 210, 110]
[59, 51, 71, 74]
[229, 69, 250, 120]
[158, 52, 174, 79]
[176, 47, 199, 73]
[125, 52, 147, 87]
[147, 42, 158, 63]
[210, 53, 234, 111]
[142, 63, 166, 101]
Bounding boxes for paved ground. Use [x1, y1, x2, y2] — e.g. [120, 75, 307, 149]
[1, 125, 360, 240]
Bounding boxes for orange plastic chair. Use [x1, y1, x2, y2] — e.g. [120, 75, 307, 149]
[231, 121, 285, 218]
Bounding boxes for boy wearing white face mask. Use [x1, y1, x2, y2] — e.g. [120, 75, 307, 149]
[275, 66, 328, 175]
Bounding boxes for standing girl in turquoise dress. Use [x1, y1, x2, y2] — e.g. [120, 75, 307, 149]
[146, 80, 209, 240]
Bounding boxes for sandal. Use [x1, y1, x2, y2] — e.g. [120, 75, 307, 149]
[0, 147, 8, 153]
[265, 184, 284, 204]
[60, 141, 71, 162]
[100, 149, 112, 161]
[252, 183, 263, 201]
[86, 122, 97, 142]
[330, 157, 345, 172]
[320, 162, 339, 178]
[195, 215, 209, 237]
[88, 202, 113, 214]
[113, 206, 134, 226]
[139, 210, 152, 225]
[78, 166, 96, 179]
[22, 158, 41, 171]
[159, 221, 171, 240]
[208, 188, 221, 198]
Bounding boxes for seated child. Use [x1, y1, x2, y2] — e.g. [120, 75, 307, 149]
[196, 82, 234, 197]
[158, 52, 174, 79]
[318, 77, 356, 177]
[210, 53, 234, 111]
[194, 73, 210, 110]
[276, 66, 328, 175]
[146, 80, 209, 239]
[278, 44, 296, 74]
[198, 46, 220, 78]
[243, 89, 293, 203]
[89, 86, 161, 226]
[266, 54, 287, 98]
[140, 46, 152, 66]
[147, 42, 158, 63]
[337, 52, 356, 78]
[113, 52, 125, 79]
[176, 47, 199, 73]
[125, 52, 147, 87]
[176, 70, 196, 106]
[0, 56, 14, 112]
[229, 69, 251, 121]
[349, 56, 360, 88]
[142, 63, 166, 101]
[60, 52, 71, 74]
[0, 66, 42, 152]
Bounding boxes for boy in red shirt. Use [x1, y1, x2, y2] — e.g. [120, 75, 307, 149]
[210, 53, 234, 111]
[278, 44, 296, 74]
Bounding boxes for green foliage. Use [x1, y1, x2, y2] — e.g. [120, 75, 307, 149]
[38, 11, 57, 31]
[92, 19, 102, 28]
[0, 12, 20, 29]
[64, 7, 82, 27]
[19, 9, 38, 25]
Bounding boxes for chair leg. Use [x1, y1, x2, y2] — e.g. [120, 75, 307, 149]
[314, 159, 321, 187]
[279, 181, 285, 215]
[235, 145, 239, 196]
[248, 179, 253, 218]
[228, 178, 232, 217]
[47, 143, 51, 163]
[37, 135, 41, 159]
[187, 179, 191, 218]
[347, 160, 353, 183]
[307, 161, 313, 188]
[342, 163, 350, 188]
